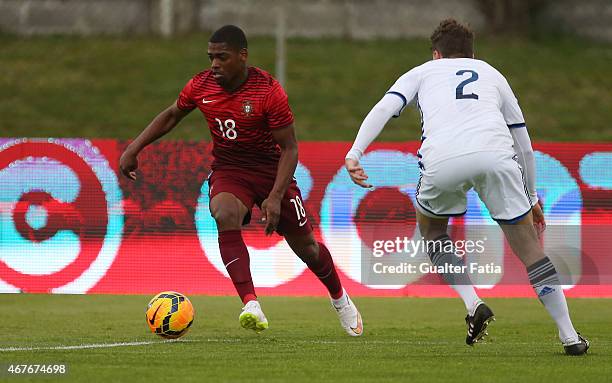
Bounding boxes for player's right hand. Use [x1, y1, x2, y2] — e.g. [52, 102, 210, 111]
[261, 196, 281, 236]
[345, 158, 372, 188]
[119, 150, 138, 181]
[532, 200, 546, 238]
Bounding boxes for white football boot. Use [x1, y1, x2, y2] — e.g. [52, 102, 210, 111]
[331, 290, 363, 336]
[239, 300, 269, 333]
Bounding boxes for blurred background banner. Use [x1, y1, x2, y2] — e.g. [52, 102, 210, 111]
[0, 139, 611, 297]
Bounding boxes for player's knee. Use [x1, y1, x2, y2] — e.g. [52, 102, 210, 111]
[296, 240, 320, 263]
[212, 208, 242, 229]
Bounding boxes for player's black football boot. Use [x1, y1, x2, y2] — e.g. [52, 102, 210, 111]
[465, 303, 495, 345]
[563, 333, 590, 356]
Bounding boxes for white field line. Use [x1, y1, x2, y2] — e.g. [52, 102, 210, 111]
[0, 338, 447, 352]
[0, 339, 198, 352]
[5, 338, 605, 352]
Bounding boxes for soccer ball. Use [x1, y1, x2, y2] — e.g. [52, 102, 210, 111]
[146, 291, 194, 339]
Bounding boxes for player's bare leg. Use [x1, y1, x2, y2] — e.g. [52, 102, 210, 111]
[417, 210, 493, 345]
[284, 232, 363, 336]
[499, 212, 589, 355]
[211, 192, 268, 332]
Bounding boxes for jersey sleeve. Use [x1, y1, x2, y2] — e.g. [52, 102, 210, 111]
[264, 81, 294, 130]
[386, 67, 421, 117]
[498, 76, 526, 128]
[176, 78, 197, 111]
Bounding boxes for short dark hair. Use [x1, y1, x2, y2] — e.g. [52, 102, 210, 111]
[430, 19, 474, 58]
[209, 25, 248, 51]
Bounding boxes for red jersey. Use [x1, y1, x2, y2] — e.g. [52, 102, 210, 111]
[176, 67, 294, 172]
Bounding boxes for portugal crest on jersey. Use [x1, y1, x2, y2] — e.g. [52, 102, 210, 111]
[242, 100, 253, 116]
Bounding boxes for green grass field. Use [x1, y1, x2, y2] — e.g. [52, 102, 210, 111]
[1, 34, 611, 142]
[0, 295, 610, 382]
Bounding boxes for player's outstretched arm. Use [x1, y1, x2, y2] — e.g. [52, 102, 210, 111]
[345, 93, 404, 188]
[510, 126, 545, 235]
[261, 124, 298, 235]
[119, 102, 191, 180]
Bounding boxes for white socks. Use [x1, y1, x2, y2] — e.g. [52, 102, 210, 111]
[528, 257, 579, 342]
[427, 234, 483, 316]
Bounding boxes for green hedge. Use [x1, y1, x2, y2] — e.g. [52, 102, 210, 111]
[1, 34, 610, 141]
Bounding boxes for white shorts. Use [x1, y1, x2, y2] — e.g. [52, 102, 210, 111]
[415, 151, 533, 223]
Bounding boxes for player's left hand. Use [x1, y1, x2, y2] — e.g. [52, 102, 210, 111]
[345, 158, 372, 188]
[532, 199, 546, 238]
[261, 196, 282, 236]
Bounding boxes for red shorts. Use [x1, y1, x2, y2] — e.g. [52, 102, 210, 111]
[207, 167, 313, 236]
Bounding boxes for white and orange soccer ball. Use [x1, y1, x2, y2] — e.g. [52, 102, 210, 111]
[146, 291, 194, 339]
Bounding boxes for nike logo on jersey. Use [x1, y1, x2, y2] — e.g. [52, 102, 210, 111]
[202, 98, 217, 104]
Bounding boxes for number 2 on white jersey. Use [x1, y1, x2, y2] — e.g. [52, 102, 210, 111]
[455, 70, 479, 100]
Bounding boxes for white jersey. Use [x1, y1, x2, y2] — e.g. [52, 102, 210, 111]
[387, 58, 525, 167]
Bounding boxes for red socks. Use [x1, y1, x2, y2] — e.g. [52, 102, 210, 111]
[306, 242, 344, 299]
[218, 230, 256, 304]
[219, 231, 343, 302]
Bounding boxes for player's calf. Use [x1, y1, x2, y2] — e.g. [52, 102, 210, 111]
[426, 234, 485, 321]
[286, 234, 343, 300]
[286, 233, 363, 336]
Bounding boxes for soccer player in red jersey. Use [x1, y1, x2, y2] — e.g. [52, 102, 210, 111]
[119, 25, 363, 336]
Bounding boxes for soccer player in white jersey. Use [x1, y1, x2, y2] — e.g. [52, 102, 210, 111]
[345, 19, 589, 355]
